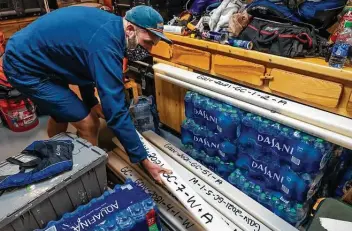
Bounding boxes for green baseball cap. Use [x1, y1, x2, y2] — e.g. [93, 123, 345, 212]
[125, 5, 172, 44]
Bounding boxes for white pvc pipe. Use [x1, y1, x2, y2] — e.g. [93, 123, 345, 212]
[113, 146, 241, 231]
[155, 73, 352, 150]
[143, 131, 299, 231]
[108, 152, 202, 231]
[153, 63, 352, 140]
[114, 132, 232, 231]
[151, 143, 266, 231]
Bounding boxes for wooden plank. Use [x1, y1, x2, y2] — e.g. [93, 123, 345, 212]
[166, 33, 219, 50]
[0, 17, 37, 40]
[171, 44, 211, 72]
[0, 17, 37, 26]
[151, 41, 172, 59]
[154, 74, 186, 132]
[165, 33, 352, 82]
[1, 24, 21, 40]
[347, 93, 352, 113]
[153, 57, 190, 70]
[212, 54, 264, 86]
[269, 69, 343, 108]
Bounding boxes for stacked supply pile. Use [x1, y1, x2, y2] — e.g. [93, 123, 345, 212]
[38, 180, 162, 231]
[181, 91, 243, 178]
[181, 91, 337, 226]
[233, 113, 333, 225]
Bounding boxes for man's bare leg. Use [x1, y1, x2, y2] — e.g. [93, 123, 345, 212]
[71, 112, 100, 146]
[47, 117, 68, 138]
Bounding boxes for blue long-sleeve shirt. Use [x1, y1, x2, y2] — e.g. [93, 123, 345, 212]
[4, 7, 148, 163]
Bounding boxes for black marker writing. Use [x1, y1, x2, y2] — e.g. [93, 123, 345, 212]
[163, 173, 178, 183]
[187, 196, 202, 209]
[195, 73, 289, 106]
[201, 213, 214, 224]
[176, 184, 186, 193]
[183, 219, 195, 229]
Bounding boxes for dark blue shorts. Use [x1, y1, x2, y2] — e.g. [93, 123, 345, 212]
[3, 61, 90, 123]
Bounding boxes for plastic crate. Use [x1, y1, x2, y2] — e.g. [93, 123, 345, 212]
[0, 133, 108, 231]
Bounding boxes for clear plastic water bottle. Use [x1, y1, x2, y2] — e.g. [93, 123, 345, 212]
[258, 192, 270, 209]
[116, 210, 134, 231]
[216, 161, 235, 179]
[203, 155, 216, 171]
[269, 196, 281, 210]
[295, 203, 305, 222]
[193, 125, 207, 151]
[291, 136, 310, 172]
[205, 100, 219, 131]
[252, 185, 262, 200]
[94, 226, 106, 231]
[193, 94, 208, 126]
[217, 112, 241, 141]
[280, 166, 308, 202]
[300, 138, 325, 173]
[218, 140, 237, 162]
[185, 91, 196, 119]
[104, 219, 120, 231]
[205, 130, 220, 156]
[243, 182, 252, 196]
[258, 120, 273, 136]
[278, 127, 294, 162]
[238, 175, 247, 190]
[129, 202, 145, 222]
[189, 148, 201, 161]
[198, 150, 207, 165]
[234, 155, 252, 172]
[228, 169, 242, 185]
[274, 205, 285, 218]
[238, 113, 260, 155]
[142, 198, 155, 212]
[329, 21, 352, 69]
[181, 144, 193, 155]
[287, 208, 298, 225]
[181, 119, 194, 145]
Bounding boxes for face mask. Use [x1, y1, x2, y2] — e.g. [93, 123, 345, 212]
[125, 30, 150, 61]
[125, 44, 150, 61]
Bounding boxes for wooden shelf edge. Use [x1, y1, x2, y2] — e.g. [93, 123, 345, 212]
[165, 33, 352, 82]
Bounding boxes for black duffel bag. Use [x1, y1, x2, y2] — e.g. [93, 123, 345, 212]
[238, 17, 329, 58]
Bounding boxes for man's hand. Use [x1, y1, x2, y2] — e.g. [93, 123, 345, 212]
[91, 104, 105, 119]
[141, 159, 172, 184]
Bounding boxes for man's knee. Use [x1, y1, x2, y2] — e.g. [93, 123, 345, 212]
[72, 113, 100, 134]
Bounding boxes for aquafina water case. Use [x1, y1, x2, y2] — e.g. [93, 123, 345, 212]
[38, 180, 162, 231]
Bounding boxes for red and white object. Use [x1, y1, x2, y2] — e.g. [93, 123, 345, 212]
[0, 97, 38, 132]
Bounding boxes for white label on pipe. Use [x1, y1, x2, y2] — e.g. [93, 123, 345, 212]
[157, 144, 263, 231]
[143, 131, 298, 231]
[108, 153, 202, 231]
[153, 63, 352, 139]
[137, 133, 232, 231]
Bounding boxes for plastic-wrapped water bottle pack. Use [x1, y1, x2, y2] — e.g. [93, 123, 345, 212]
[37, 180, 162, 231]
[181, 91, 340, 225]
